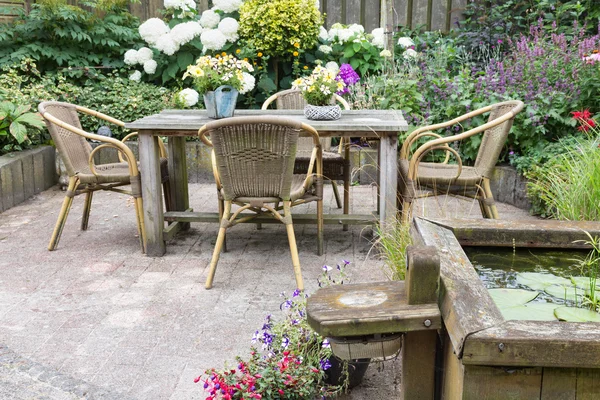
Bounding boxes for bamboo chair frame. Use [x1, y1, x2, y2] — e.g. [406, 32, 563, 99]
[38, 101, 171, 253]
[199, 116, 323, 290]
[262, 89, 351, 230]
[399, 100, 525, 223]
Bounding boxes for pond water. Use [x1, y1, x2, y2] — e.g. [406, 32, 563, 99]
[464, 247, 600, 322]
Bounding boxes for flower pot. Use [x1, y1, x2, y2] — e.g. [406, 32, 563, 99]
[304, 104, 342, 121]
[324, 356, 370, 389]
[204, 85, 238, 119]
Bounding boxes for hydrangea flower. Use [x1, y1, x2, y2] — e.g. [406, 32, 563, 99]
[164, 0, 196, 10]
[136, 47, 154, 63]
[380, 49, 392, 57]
[143, 59, 158, 74]
[370, 27, 385, 48]
[318, 44, 332, 54]
[200, 9, 221, 29]
[123, 49, 138, 65]
[397, 36, 415, 48]
[318, 26, 328, 41]
[348, 23, 364, 34]
[129, 70, 142, 82]
[178, 88, 199, 107]
[325, 61, 339, 73]
[200, 29, 227, 51]
[212, 0, 243, 13]
[336, 63, 360, 95]
[240, 72, 256, 94]
[139, 18, 170, 46]
[403, 48, 418, 60]
[336, 28, 354, 43]
[155, 34, 179, 56]
[218, 17, 239, 42]
[170, 21, 203, 46]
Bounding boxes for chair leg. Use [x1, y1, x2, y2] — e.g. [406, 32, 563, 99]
[81, 191, 93, 231]
[162, 180, 172, 212]
[331, 180, 342, 209]
[218, 197, 227, 253]
[48, 176, 79, 251]
[343, 144, 350, 231]
[132, 195, 146, 253]
[283, 201, 304, 291]
[206, 201, 231, 289]
[317, 197, 324, 256]
[482, 178, 499, 219]
[401, 200, 413, 224]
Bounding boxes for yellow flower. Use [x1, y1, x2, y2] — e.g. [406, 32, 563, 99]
[244, 58, 249, 62]
[236, 49, 241, 54]
[257, 52, 263, 57]
[221, 52, 227, 57]
[293, 51, 299, 57]
[303, 65, 308, 69]
[293, 42, 300, 48]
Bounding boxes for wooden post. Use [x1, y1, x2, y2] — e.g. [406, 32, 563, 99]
[402, 245, 440, 400]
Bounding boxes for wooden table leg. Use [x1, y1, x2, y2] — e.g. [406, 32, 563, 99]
[167, 136, 190, 231]
[139, 131, 165, 257]
[378, 134, 398, 229]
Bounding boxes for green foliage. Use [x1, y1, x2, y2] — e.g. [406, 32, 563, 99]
[0, 0, 143, 80]
[0, 101, 45, 155]
[239, 0, 322, 58]
[375, 222, 412, 281]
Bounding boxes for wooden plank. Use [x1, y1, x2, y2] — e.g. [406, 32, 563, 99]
[441, 332, 464, 400]
[463, 321, 600, 368]
[540, 368, 577, 400]
[346, 0, 361, 25]
[462, 365, 543, 400]
[427, 218, 600, 249]
[402, 245, 439, 400]
[138, 131, 165, 256]
[21, 153, 35, 200]
[431, 0, 447, 31]
[414, 218, 504, 356]
[0, 161, 13, 211]
[326, 0, 343, 28]
[576, 368, 600, 400]
[167, 136, 190, 230]
[378, 133, 398, 229]
[164, 211, 377, 225]
[449, 0, 466, 30]
[307, 281, 441, 337]
[363, 0, 380, 32]
[393, 0, 408, 28]
[42, 146, 56, 190]
[412, 0, 428, 30]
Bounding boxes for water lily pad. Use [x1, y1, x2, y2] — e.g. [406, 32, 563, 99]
[501, 302, 558, 321]
[488, 288, 538, 308]
[516, 272, 572, 291]
[571, 276, 600, 292]
[544, 285, 583, 302]
[554, 307, 600, 322]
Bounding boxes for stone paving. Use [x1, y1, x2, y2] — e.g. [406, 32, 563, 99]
[0, 183, 535, 399]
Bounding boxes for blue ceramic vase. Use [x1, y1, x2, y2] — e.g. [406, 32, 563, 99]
[204, 85, 238, 119]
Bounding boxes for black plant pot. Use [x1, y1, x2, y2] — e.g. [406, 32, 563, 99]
[324, 356, 371, 389]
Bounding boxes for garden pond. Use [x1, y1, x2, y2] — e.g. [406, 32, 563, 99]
[465, 247, 600, 322]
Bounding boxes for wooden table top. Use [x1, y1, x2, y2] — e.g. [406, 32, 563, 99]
[125, 109, 408, 135]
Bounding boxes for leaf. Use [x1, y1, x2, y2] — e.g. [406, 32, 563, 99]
[14, 113, 44, 129]
[516, 272, 572, 291]
[9, 121, 28, 144]
[165, 62, 180, 79]
[544, 285, 583, 302]
[554, 307, 600, 322]
[353, 42, 361, 53]
[571, 276, 600, 292]
[257, 76, 277, 93]
[501, 302, 558, 321]
[488, 288, 538, 309]
[343, 47, 355, 59]
[177, 52, 194, 70]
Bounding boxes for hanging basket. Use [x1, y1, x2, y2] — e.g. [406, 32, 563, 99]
[304, 104, 342, 121]
[204, 85, 238, 119]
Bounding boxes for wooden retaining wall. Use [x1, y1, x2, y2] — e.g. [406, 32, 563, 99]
[2, 0, 467, 32]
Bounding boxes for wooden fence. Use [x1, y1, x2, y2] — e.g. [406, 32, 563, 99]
[2, 0, 467, 32]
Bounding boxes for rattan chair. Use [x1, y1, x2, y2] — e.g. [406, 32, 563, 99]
[38, 101, 171, 253]
[199, 116, 323, 290]
[398, 100, 524, 222]
[262, 89, 351, 229]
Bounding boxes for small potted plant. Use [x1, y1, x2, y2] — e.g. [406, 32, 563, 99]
[292, 65, 345, 121]
[183, 54, 255, 118]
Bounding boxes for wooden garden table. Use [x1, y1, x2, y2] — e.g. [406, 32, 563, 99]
[126, 109, 407, 257]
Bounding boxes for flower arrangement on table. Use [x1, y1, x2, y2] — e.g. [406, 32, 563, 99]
[180, 54, 255, 117]
[196, 261, 352, 400]
[292, 65, 346, 121]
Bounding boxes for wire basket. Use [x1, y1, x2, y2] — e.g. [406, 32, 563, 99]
[304, 104, 342, 121]
[329, 333, 403, 360]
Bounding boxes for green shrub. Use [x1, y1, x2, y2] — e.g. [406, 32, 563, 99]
[0, 101, 45, 155]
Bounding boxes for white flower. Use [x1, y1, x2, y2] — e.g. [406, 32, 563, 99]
[348, 24, 364, 34]
[403, 48, 418, 59]
[325, 61, 339, 74]
[143, 59, 158, 74]
[200, 9, 221, 29]
[200, 29, 227, 51]
[164, 0, 196, 10]
[380, 49, 392, 57]
[139, 18, 170, 46]
[212, 0, 242, 13]
[218, 17, 239, 42]
[178, 88, 199, 107]
[397, 36, 415, 48]
[170, 21, 203, 46]
[129, 70, 142, 82]
[328, 28, 339, 42]
[319, 26, 328, 41]
[315, 0, 320, 9]
[337, 28, 354, 43]
[318, 44, 332, 54]
[240, 72, 256, 94]
[371, 27, 385, 48]
[155, 34, 180, 56]
[136, 47, 154, 63]
[123, 49, 138, 65]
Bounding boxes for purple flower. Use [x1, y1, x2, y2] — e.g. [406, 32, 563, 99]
[336, 64, 360, 95]
[319, 358, 332, 370]
[322, 338, 330, 348]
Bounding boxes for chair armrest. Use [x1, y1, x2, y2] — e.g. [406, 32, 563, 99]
[120, 132, 168, 162]
[407, 145, 463, 181]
